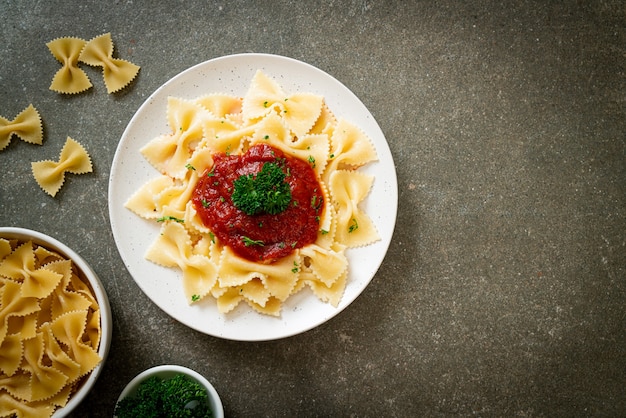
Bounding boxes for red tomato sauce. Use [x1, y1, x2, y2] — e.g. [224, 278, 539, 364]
[192, 143, 324, 263]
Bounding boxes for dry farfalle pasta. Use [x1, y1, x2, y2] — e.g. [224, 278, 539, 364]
[0, 104, 43, 151]
[126, 70, 380, 316]
[31, 137, 93, 197]
[0, 239, 102, 418]
[46, 37, 92, 94]
[78, 33, 140, 94]
[46, 32, 140, 94]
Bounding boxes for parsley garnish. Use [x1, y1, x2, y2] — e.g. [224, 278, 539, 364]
[185, 163, 196, 171]
[114, 374, 212, 417]
[348, 218, 359, 233]
[231, 162, 292, 215]
[191, 294, 200, 302]
[242, 236, 264, 247]
[156, 216, 184, 223]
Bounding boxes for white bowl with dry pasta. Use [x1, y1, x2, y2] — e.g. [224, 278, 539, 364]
[0, 227, 112, 418]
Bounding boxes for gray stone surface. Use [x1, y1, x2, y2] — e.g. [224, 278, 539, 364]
[1, 0, 624, 416]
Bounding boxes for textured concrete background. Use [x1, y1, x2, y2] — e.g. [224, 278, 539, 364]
[1, 1, 624, 416]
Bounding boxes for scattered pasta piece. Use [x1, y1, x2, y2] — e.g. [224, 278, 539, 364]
[46, 37, 92, 94]
[127, 70, 379, 316]
[31, 137, 93, 197]
[0, 239, 102, 418]
[0, 105, 43, 151]
[78, 33, 140, 93]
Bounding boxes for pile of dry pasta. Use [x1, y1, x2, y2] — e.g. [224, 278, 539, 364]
[125, 70, 380, 316]
[0, 239, 102, 417]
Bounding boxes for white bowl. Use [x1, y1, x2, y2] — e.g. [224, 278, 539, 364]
[0, 227, 112, 417]
[115, 365, 224, 418]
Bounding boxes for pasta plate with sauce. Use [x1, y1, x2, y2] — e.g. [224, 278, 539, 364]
[109, 54, 397, 341]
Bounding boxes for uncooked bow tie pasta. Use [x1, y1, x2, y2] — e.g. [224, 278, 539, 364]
[125, 70, 380, 316]
[31, 137, 93, 197]
[46, 37, 92, 94]
[0, 104, 43, 151]
[78, 33, 140, 94]
[46, 33, 140, 94]
[0, 239, 102, 418]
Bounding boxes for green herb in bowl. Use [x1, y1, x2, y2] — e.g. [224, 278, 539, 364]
[115, 373, 213, 418]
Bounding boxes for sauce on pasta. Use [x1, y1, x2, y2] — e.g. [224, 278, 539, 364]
[192, 143, 324, 263]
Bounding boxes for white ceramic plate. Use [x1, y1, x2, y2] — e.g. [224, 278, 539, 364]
[108, 53, 397, 341]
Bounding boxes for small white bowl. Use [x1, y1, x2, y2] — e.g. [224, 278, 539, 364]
[0, 227, 113, 417]
[115, 365, 224, 418]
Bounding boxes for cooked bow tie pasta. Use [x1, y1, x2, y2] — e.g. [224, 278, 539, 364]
[125, 70, 379, 316]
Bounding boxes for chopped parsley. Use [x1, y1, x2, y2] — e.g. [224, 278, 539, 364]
[348, 218, 359, 233]
[231, 161, 292, 215]
[114, 374, 212, 418]
[157, 216, 184, 224]
[191, 294, 200, 302]
[242, 236, 264, 247]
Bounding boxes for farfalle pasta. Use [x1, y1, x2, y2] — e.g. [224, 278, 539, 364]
[126, 70, 379, 316]
[0, 105, 43, 151]
[0, 239, 102, 418]
[46, 33, 140, 94]
[46, 37, 92, 94]
[31, 137, 93, 197]
[78, 33, 140, 94]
